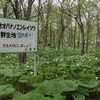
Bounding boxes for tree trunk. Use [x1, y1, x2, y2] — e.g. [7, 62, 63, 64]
[80, 25, 85, 54]
[86, 16, 91, 54]
[43, 0, 51, 49]
[50, 22, 52, 47]
[86, 28, 89, 54]
[3, 7, 7, 17]
[96, 13, 100, 50]
[76, 0, 85, 54]
[58, 15, 64, 50]
[58, 2, 65, 50]
[10, 0, 34, 64]
[73, 22, 77, 50]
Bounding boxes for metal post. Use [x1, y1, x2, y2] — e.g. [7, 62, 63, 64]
[34, 52, 37, 76]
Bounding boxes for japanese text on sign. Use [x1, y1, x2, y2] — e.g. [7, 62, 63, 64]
[0, 23, 36, 31]
[0, 17, 38, 53]
[0, 32, 32, 38]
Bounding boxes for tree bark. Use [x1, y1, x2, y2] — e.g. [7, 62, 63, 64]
[3, 7, 7, 17]
[10, 0, 35, 64]
[96, 13, 100, 50]
[73, 22, 77, 50]
[76, 0, 85, 54]
[50, 22, 52, 47]
[58, 2, 65, 50]
[43, 0, 52, 49]
[86, 13, 91, 54]
[58, 13, 64, 50]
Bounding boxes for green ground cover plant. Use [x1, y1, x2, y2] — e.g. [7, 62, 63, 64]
[0, 48, 100, 100]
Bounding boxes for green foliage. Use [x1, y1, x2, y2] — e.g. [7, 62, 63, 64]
[77, 78, 98, 89]
[0, 48, 100, 100]
[12, 91, 46, 100]
[72, 92, 85, 100]
[36, 80, 78, 95]
[0, 84, 15, 96]
[0, 0, 9, 8]
[12, 91, 66, 100]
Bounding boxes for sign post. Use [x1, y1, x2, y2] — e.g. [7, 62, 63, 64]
[34, 52, 37, 76]
[0, 17, 38, 76]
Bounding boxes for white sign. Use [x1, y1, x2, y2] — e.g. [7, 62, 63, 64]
[0, 17, 38, 53]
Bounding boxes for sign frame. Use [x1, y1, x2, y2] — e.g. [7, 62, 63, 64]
[0, 16, 38, 53]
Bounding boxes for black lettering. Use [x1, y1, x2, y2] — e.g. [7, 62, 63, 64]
[16, 24, 20, 30]
[9, 24, 13, 29]
[6, 32, 11, 38]
[0, 23, 2, 29]
[23, 26, 30, 31]
[30, 26, 36, 31]
[13, 24, 17, 29]
[11, 33, 16, 38]
[16, 24, 23, 30]
[1, 32, 6, 38]
[2, 23, 7, 29]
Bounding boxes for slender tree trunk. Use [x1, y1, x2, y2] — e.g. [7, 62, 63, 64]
[96, 13, 100, 50]
[76, 0, 85, 54]
[86, 29, 89, 54]
[73, 22, 77, 50]
[61, 31, 64, 49]
[86, 17, 91, 54]
[58, 15, 64, 50]
[58, 3, 65, 50]
[70, 21, 73, 47]
[37, 0, 41, 45]
[43, 0, 51, 49]
[80, 26, 85, 54]
[50, 22, 52, 47]
[3, 7, 7, 17]
[76, 18, 85, 54]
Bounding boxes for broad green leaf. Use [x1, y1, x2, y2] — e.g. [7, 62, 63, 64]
[0, 84, 15, 96]
[36, 80, 78, 95]
[0, 68, 20, 77]
[12, 92, 27, 100]
[36, 80, 56, 95]
[76, 86, 89, 96]
[12, 91, 47, 100]
[77, 78, 98, 89]
[26, 91, 47, 100]
[52, 94, 66, 100]
[36, 82, 50, 94]
[72, 92, 85, 100]
[5, 72, 21, 77]
[58, 80, 78, 92]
